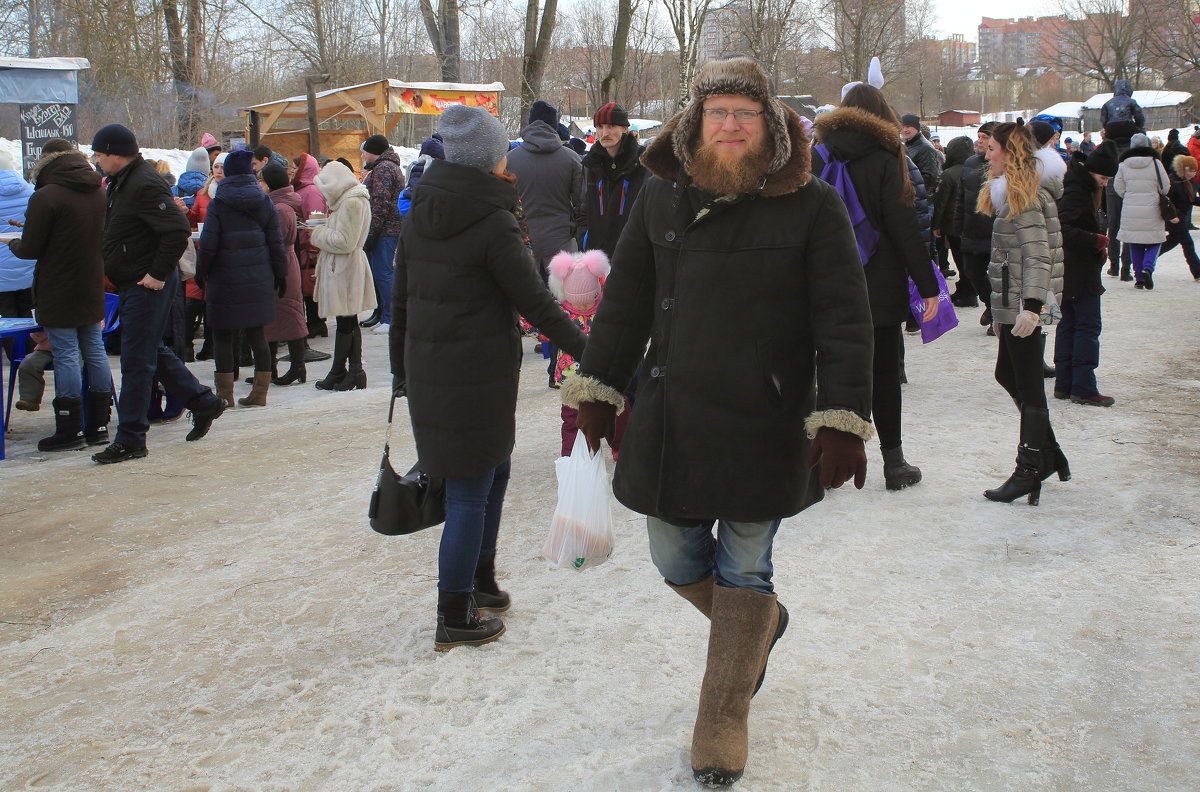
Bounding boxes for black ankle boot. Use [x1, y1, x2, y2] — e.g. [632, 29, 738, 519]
[315, 331, 352, 390]
[435, 591, 505, 651]
[881, 446, 921, 490]
[473, 553, 512, 613]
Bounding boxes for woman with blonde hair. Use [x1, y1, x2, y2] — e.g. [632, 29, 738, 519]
[978, 120, 1067, 505]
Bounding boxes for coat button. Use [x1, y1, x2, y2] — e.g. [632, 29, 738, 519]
[661, 298, 673, 310]
[650, 366, 661, 377]
[665, 231, 676, 242]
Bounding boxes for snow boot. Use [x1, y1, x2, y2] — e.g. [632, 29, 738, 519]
[185, 395, 226, 442]
[882, 445, 922, 490]
[238, 371, 271, 407]
[215, 372, 236, 409]
[691, 586, 780, 786]
[84, 390, 113, 447]
[315, 331, 351, 390]
[984, 407, 1050, 506]
[1119, 263, 1133, 282]
[434, 591, 505, 652]
[473, 553, 511, 613]
[37, 396, 86, 452]
[667, 577, 786, 698]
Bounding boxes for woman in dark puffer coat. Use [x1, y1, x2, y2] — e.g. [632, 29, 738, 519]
[810, 83, 939, 491]
[195, 149, 287, 409]
[390, 106, 586, 652]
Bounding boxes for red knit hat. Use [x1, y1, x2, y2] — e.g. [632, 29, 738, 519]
[594, 103, 630, 128]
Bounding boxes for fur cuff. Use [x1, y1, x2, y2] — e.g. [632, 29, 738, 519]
[561, 375, 626, 414]
[804, 410, 875, 442]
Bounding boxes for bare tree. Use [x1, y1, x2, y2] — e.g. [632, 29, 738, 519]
[1143, 0, 1200, 80]
[723, 0, 816, 86]
[662, 0, 712, 106]
[1051, 0, 1153, 90]
[520, 0, 560, 120]
[420, 0, 462, 80]
[825, 0, 908, 85]
[600, 0, 637, 102]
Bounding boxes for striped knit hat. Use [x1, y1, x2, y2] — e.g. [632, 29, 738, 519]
[594, 102, 630, 128]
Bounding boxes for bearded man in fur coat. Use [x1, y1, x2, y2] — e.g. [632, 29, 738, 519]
[561, 56, 876, 786]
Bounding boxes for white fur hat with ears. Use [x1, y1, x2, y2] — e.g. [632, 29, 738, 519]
[548, 249, 610, 306]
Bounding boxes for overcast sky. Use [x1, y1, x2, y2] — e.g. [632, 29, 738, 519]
[931, 0, 1055, 42]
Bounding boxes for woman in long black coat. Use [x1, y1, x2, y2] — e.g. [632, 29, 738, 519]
[195, 149, 287, 409]
[390, 105, 586, 652]
[810, 84, 939, 491]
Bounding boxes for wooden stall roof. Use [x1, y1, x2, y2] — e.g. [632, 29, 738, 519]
[239, 79, 506, 136]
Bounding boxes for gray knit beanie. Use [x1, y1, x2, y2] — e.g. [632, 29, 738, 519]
[1130, 132, 1151, 150]
[439, 105, 510, 173]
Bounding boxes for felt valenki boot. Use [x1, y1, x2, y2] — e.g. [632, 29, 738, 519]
[669, 577, 788, 699]
[238, 371, 271, 407]
[691, 585, 781, 786]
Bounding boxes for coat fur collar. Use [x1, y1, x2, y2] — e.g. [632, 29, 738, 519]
[1119, 146, 1159, 162]
[29, 149, 86, 187]
[641, 104, 812, 198]
[812, 107, 903, 155]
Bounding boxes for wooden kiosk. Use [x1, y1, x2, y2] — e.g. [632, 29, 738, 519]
[240, 79, 505, 163]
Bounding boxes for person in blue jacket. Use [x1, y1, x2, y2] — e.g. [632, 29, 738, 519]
[397, 134, 444, 217]
[0, 149, 35, 320]
[173, 147, 210, 209]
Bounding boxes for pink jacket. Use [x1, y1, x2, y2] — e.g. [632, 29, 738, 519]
[292, 154, 328, 220]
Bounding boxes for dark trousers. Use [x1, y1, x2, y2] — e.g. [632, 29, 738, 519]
[1105, 185, 1132, 271]
[961, 248, 992, 311]
[115, 272, 216, 449]
[995, 326, 1048, 411]
[872, 324, 904, 450]
[214, 326, 270, 374]
[439, 458, 512, 593]
[1160, 224, 1200, 278]
[1053, 294, 1102, 398]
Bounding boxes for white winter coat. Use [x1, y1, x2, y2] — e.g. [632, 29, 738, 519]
[311, 161, 377, 318]
[1114, 150, 1169, 245]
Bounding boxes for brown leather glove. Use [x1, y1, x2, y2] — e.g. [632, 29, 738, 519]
[575, 400, 616, 455]
[805, 426, 867, 489]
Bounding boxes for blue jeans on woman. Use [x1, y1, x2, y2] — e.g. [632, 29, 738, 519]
[439, 458, 512, 593]
[44, 322, 110, 400]
[646, 516, 781, 594]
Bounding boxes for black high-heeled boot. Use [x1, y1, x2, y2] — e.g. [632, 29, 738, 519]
[274, 339, 307, 385]
[333, 328, 367, 391]
[1040, 426, 1070, 482]
[315, 331, 351, 390]
[985, 407, 1051, 505]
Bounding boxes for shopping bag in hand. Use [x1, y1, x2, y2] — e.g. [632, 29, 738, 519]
[542, 433, 614, 570]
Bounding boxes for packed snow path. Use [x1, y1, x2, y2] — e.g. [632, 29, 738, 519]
[2, 251, 1198, 791]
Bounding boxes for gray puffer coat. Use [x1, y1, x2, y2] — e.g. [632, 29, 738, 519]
[987, 180, 1064, 326]
[1113, 145, 1170, 245]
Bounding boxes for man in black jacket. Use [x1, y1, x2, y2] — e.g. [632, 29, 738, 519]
[957, 121, 996, 327]
[578, 103, 647, 257]
[901, 113, 941, 195]
[89, 124, 225, 464]
[562, 56, 874, 786]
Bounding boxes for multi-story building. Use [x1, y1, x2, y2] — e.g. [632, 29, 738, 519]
[699, 0, 744, 63]
[977, 16, 1069, 72]
[937, 34, 977, 70]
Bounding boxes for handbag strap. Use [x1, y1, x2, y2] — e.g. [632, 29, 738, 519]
[384, 393, 397, 447]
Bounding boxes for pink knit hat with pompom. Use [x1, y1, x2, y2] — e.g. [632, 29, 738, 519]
[548, 250, 610, 306]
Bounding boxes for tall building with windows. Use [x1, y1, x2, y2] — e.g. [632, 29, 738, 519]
[977, 16, 1069, 72]
[938, 34, 977, 69]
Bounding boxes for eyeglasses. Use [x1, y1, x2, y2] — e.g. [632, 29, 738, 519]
[702, 109, 764, 124]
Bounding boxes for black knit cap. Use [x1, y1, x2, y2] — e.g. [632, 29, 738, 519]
[1029, 120, 1056, 147]
[594, 102, 630, 128]
[900, 114, 920, 129]
[91, 124, 139, 156]
[361, 134, 391, 156]
[1085, 139, 1119, 177]
[261, 163, 289, 191]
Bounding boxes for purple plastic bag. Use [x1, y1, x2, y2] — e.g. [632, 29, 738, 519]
[908, 262, 959, 344]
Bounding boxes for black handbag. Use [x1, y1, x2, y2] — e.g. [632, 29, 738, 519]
[368, 395, 446, 536]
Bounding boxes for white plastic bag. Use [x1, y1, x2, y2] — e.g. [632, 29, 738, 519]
[542, 433, 614, 570]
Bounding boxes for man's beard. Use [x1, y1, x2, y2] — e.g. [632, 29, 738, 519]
[689, 137, 772, 196]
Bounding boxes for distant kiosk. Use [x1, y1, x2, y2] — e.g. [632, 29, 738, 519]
[0, 57, 90, 180]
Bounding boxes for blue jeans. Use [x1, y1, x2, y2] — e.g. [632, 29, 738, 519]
[646, 516, 781, 594]
[115, 272, 216, 449]
[368, 236, 398, 325]
[439, 458, 512, 593]
[1054, 294, 1102, 398]
[44, 323, 109, 400]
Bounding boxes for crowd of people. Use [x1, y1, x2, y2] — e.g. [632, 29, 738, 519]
[3, 58, 1199, 787]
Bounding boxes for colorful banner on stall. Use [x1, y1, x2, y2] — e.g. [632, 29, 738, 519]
[392, 88, 500, 117]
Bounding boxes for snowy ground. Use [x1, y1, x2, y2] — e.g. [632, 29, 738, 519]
[2, 249, 1199, 791]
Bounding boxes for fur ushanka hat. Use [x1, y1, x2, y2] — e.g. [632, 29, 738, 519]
[670, 55, 792, 178]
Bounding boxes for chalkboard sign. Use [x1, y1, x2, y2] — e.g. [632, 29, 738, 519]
[19, 103, 76, 180]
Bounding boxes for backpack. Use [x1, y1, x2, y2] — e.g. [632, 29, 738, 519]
[814, 143, 879, 266]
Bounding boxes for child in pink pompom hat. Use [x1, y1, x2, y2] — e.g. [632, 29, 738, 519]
[548, 249, 631, 457]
